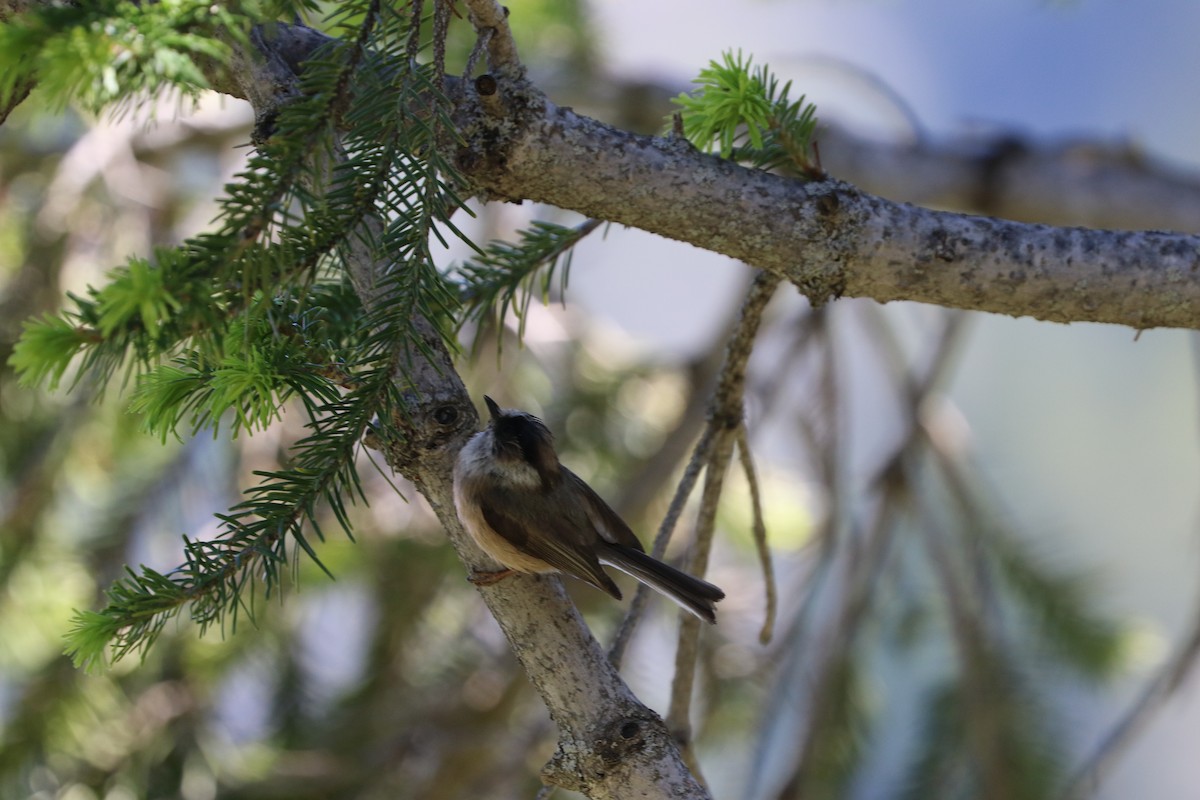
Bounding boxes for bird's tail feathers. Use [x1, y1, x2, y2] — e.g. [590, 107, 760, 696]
[598, 543, 725, 624]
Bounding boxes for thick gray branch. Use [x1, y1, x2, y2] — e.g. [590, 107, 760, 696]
[461, 85, 1200, 330]
[340, 217, 708, 798]
[550, 77, 1200, 234]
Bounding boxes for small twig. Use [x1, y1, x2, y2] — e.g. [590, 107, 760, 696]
[810, 307, 842, 561]
[672, 111, 686, 139]
[431, 0, 453, 89]
[665, 272, 780, 767]
[610, 273, 778, 664]
[405, 0, 424, 64]
[669, 612, 709, 781]
[855, 306, 972, 493]
[744, 310, 842, 799]
[461, 0, 523, 78]
[464, 24, 493, 78]
[608, 428, 715, 667]
[737, 425, 777, 644]
[613, 271, 755, 519]
[666, 426, 735, 780]
[856, 304, 996, 615]
[775, 307, 949, 793]
[711, 271, 780, 410]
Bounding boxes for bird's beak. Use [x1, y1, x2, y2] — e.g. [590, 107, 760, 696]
[483, 395, 502, 421]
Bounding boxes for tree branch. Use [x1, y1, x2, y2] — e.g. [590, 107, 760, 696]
[458, 81, 1200, 330]
[546, 76, 1200, 235]
[352, 227, 711, 799]
[243, 24, 711, 800]
[82, 3, 1200, 331]
[462, 0, 522, 79]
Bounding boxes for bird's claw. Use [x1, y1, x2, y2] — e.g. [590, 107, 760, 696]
[468, 567, 517, 586]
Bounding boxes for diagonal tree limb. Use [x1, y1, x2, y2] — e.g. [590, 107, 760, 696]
[352, 253, 710, 799]
[458, 83, 1200, 330]
[262, 35, 711, 800]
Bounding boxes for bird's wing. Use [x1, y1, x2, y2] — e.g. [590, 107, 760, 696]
[560, 467, 646, 552]
[477, 481, 622, 598]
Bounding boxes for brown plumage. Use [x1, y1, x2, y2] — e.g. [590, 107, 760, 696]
[453, 396, 726, 623]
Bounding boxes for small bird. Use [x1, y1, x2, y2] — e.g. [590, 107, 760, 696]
[453, 396, 726, 623]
